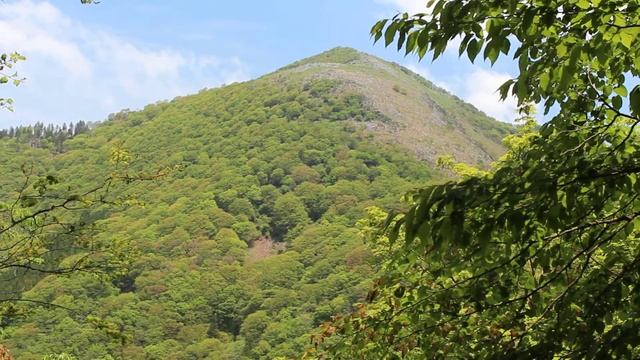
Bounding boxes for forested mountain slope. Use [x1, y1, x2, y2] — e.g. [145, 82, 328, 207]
[0, 47, 510, 359]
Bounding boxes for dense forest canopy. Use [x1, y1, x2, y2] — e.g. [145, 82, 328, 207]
[0, 47, 510, 359]
[0, 121, 91, 151]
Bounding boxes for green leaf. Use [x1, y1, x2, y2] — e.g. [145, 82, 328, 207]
[397, 30, 406, 51]
[556, 43, 568, 57]
[405, 31, 418, 54]
[371, 19, 388, 42]
[612, 95, 622, 110]
[631, 85, 640, 116]
[500, 38, 511, 55]
[620, 32, 634, 49]
[459, 33, 473, 56]
[576, 0, 590, 9]
[467, 38, 481, 63]
[384, 22, 399, 46]
[498, 80, 514, 100]
[484, 40, 500, 64]
[613, 86, 627, 97]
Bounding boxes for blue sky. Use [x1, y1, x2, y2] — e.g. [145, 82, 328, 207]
[0, 0, 520, 127]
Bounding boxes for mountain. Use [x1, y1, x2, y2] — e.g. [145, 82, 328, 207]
[279, 47, 510, 165]
[0, 47, 511, 359]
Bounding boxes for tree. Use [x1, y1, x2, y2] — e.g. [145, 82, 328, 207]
[240, 310, 270, 350]
[313, 0, 640, 358]
[271, 193, 309, 240]
[0, 147, 168, 311]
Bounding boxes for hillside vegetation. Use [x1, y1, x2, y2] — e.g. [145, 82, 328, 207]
[0, 47, 510, 359]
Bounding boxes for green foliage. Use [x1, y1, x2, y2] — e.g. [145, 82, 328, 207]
[0, 52, 26, 111]
[1, 47, 493, 359]
[0, 145, 162, 310]
[280, 47, 361, 70]
[271, 193, 309, 241]
[436, 154, 487, 178]
[42, 354, 78, 360]
[0, 121, 92, 153]
[314, 1, 640, 358]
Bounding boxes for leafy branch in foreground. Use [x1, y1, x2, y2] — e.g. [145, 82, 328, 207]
[310, 0, 640, 358]
[0, 52, 26, 111]
[0, 145, 175, 312]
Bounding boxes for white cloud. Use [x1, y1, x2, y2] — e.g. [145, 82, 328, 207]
[375, 0, 429, 14]
[0, 1, 92, 77]
[463, 69, 518, 123]
[406, 63, 519, 123]
[0, 0, 250, 126]
[376, 1, 520, 123]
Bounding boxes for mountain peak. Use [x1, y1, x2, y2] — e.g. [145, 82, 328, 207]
[309, 46, 363, 62]
[280, 47, 364, 70]
[270, 47, 512, 165]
